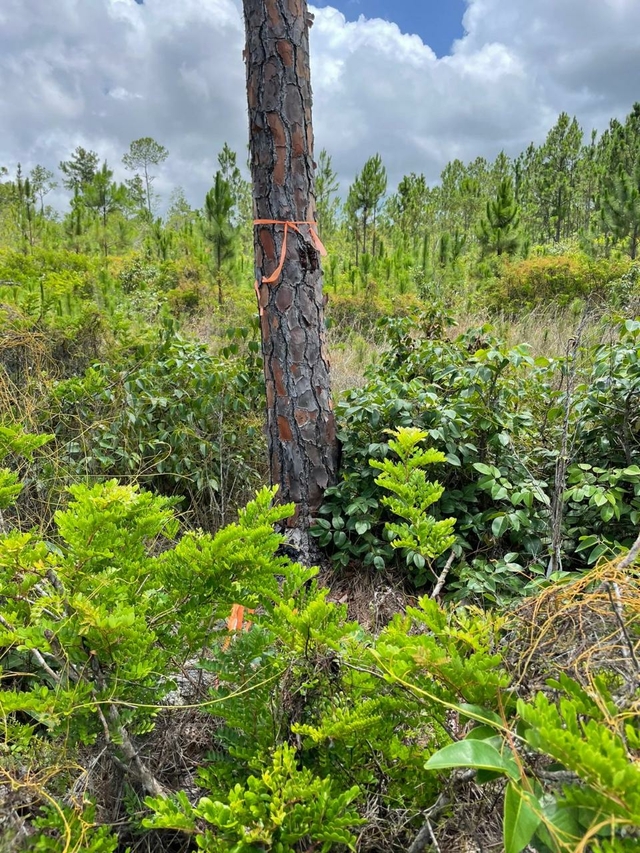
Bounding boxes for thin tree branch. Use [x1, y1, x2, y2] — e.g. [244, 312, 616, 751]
[407, 770, 476, 853]
[606, 580, 640, 675]
[431, 551, 455, 600]
[0, 613, 60, 684]
[618, 530, 640, 570]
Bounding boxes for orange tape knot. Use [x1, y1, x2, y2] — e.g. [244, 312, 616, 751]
[253, 219, 327, 314]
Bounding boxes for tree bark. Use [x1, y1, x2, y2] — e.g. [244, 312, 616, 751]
[242, 0, 339, 530]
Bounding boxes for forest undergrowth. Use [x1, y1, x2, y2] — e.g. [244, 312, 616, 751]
[2, 103, 640, 850]
[0, 256, 638, 851]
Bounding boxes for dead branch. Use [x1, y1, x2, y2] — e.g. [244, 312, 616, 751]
[431, 550, 456, 600]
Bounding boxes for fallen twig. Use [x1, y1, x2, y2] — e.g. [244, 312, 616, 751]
[606, 580, 640, 674]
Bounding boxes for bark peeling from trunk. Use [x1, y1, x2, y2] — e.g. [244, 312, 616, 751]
[242, 0, 339, 528]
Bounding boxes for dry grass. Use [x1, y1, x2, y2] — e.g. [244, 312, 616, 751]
[188, 285, 619, 400]
[319, 563, 413, 632]
[327, 330, 384, 397]
[507, 555, 640, 700]
[453, 303, 617, 358]
[326, 303, 617, 400]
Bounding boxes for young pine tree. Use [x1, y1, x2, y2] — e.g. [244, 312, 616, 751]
[122, 137, 169, 218]
[602, 163, 640, 259]
[477, 177, 521, 257]
[315, 149, 340, 240]
[203, 171, 235, 305]
[350, 154, 387, 258]
[59, 146, 99, 195]
[84, 162, 127, 257]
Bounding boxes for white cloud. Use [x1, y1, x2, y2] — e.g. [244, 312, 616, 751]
[108, 87, 143, 101]
[0, 0, 638, 211]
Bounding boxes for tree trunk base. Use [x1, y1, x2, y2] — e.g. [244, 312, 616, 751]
[277, 524, 323, 568]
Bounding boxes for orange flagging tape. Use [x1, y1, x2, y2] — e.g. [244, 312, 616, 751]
[253, 219, 327, 315]
[223, 603, 255, 650]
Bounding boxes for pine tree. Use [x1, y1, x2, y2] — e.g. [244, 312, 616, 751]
[64, 186, 85, 253]
[477, 178, 521, 257]
[602, 163, 640, 259]
[576, 129, 599, 233]
[315, 149, 340, 240]
[598, 103, 640, 183]
[535, 113, 583, 242]
[243, 0, 338, 537]
[203, 171, 235, 305]
[124, 174, 148, 218]
[217, 144, 251, 226]
[15, 164, 36, 250]
[59, 146, 99, 194]
[84, 162, 127, 256]
[166, 187, 194, 234]
[29, 165, 56, 215]
[349, 154, 387, 257]
[438, 233, 449, 267]
[217, 143, 252, 258]
[388, 172, 434, 255]
[122, 137, 169, 218]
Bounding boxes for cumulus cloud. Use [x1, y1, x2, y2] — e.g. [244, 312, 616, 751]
[0, 0, 638, 210]
[0, 0, 246, 208]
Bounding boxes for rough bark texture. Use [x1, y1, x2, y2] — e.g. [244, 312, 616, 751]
[242, 0, 339, 528]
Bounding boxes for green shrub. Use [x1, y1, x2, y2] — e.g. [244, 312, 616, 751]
[313, 319, 640, 600]
[485, 253, 631, 313]
[117, 254, 162, 293]
[42, 322, 265, 528]
[3, 442, 635, 852]
[166, 282, 202, 314]
[425, 671, 640, 852]
[145, 744, 363, 853]
[0, 478, 306, 849]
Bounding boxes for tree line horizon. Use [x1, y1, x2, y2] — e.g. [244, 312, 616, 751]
[1, 102, 639, 266]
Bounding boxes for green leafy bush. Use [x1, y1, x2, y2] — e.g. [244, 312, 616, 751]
[43, 322, 265, 528]
[0, 470, 444, 849]
[0, 478, 305, 849]
[485, 253, 631, 312]
[3, 449, 636, 851]
[574, 318, 640, 469]
[145, 744, 363, 852]
[314, 318, 640, 600]
[425, 673, 640, 852]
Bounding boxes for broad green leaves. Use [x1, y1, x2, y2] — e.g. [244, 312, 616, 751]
[314, 319, 640, 603]
[503, 783, 541, 853]
[425, 740, 519, 780]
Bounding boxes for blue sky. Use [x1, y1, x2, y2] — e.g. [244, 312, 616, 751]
[134, 0, 468, 55]
[312, 0, 466, 56]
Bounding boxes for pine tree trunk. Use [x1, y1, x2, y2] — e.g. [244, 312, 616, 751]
[242, 0, 339, 531]
[362, 209, 368, 256]
[555, 187, 563, 243]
